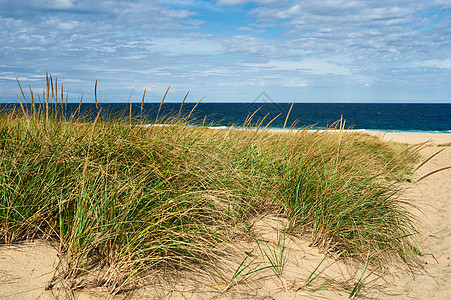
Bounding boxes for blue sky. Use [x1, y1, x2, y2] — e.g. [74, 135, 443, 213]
[0, 0, 450, 103]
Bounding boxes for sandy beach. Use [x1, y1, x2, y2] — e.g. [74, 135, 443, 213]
[1, 132, 450, 299]
[365, 131, 451, 146]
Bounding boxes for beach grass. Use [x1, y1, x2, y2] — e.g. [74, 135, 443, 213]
[0, 77, 422, 294]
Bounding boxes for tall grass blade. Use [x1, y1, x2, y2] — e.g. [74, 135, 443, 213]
[130, 96, 132, 124]
[65, 93, 68, 114]
[283, 98, 295, 130]
[15, 92, 27, 117]
[414, 148, 445, 172]
[37, 90, 42, 106]
[50, 74, 54, 99]
[255, 112, 270, 133]
[303, 255, 327, 288]
[46, 73, 50, 121]
[55, 76, 58, 110]
[335, 115, 345, 167]
[28, 85, 36, 115]
[74, 93, 83, 116]
[187, 97, 204, 119]
[417, 166, 451, 182]
[140, 88, 146, 117]
[263, 113, 282, 130]
[156, 85, 170, 121]
[289, 119, 299, 131]
[94, 80, 98, 111]
[349, 257, 394, 299]
[15, 78, 27, 117]
[179, 91, 189, 117]
[243, 106, 262, 129]
[16, 78, 27, 104]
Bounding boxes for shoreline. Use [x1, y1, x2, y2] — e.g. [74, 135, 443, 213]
[210, 125, 451, 135]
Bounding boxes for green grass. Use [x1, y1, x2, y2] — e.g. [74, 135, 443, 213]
[0, 77, 423, 294]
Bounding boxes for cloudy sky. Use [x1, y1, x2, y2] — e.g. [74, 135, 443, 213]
[0, 0, 450, 103]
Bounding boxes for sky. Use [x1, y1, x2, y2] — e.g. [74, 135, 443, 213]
[0, 0, 450, 103]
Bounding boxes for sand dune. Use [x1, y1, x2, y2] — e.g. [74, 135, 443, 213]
[1, 132, 450, 299]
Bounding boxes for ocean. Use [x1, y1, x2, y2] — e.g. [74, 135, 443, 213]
[2, 103, 450, 133]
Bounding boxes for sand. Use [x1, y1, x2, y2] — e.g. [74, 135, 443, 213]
[386, 142, 450, 299]
[365, 131, 451, 146]
[1, 132, 450, 299]
[0, 240, 59, 299]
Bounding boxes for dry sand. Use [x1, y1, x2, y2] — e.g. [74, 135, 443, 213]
[1, 132, 450, 299]
[365, 131, 451, 146]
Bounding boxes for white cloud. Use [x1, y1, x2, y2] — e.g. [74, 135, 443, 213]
[150, 37, 224, 56]
[246, 59, 351, 75]
[284, 80, 309, 87]
[51, 0, 75, 9]
[419, 59, 451, 69]
[217, 0, 280, 6]
[0, 73, 43, 81]
[222, 35, 277, 56]
[217, 0, 248, 5]
[236, 26, 266, 33]
[274, 4, 301, 19]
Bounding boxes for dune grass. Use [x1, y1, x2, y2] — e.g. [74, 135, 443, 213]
[0, 77, 422, 294]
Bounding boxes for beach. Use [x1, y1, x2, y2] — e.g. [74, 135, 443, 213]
[0, 131, 450, 299]
[365, 131, 451, 146]
[385, 141, 450, 299]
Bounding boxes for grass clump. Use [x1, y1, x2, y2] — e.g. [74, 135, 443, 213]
[0, 77, 422, 294]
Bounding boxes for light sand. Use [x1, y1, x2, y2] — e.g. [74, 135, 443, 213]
[0, 240, 59, 299]
[386, 144, 450, 299]
[365, 131, 451, 146]
[1, 132, 450, 299]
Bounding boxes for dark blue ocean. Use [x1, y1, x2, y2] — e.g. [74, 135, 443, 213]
[2, 103, 450, 133]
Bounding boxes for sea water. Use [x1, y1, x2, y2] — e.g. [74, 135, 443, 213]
[2, 103, 450, 133]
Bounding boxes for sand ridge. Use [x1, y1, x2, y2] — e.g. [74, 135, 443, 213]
[1, 132, 450, 299]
